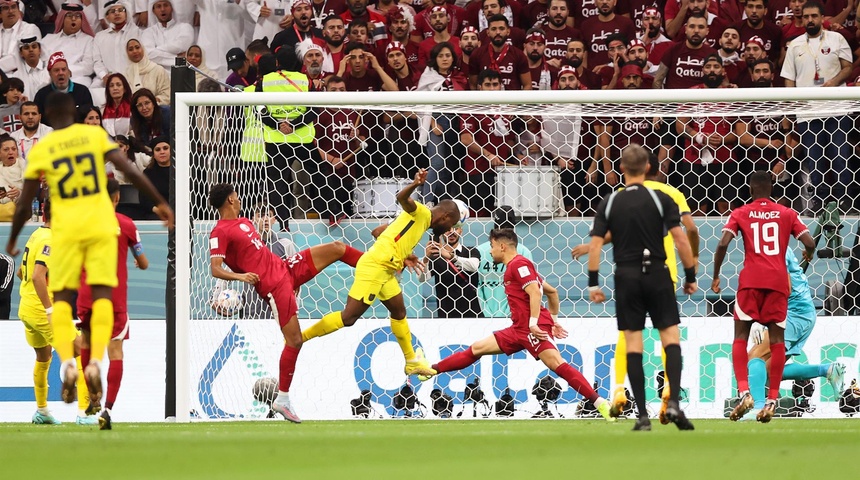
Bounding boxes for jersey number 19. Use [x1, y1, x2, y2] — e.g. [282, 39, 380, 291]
[751, 221, 780, 256]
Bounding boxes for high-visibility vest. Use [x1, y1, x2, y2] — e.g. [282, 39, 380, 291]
[240, 84, 266, 163]
[259, 70, 314, 144]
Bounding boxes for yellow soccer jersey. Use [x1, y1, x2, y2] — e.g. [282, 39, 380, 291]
[24, 124, 119, 238]
[644, 180, 692, 286]
[18, 226, 52, 318]
[367, 202, 432, 271]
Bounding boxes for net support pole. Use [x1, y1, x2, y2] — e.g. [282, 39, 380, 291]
[172, 59, 195, 423]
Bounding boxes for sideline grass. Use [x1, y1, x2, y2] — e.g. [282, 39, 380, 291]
[1, 419, 856, 479]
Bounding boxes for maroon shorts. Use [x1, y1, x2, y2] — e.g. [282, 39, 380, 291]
[493, 324, 557, 359]
[266, 280, 298, 328]
[734, 288, 788, 326]
[77, 309, 130, 340]
[285, 249, 317, 287]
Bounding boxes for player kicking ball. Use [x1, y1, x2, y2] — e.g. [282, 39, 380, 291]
[76, 179, 149, 430]
[419, 229, 615, 422]
[739, 250, 845, 421]
[6, 92, 173, 412]
[712, 171, 816, 423]
[208, 183, 368, 423]
[301, 169, 461, 378]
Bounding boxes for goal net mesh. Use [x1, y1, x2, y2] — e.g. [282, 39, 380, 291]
[179, 91, 860, 420]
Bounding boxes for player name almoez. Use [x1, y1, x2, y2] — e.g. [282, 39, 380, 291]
[748, 211, 780, 219]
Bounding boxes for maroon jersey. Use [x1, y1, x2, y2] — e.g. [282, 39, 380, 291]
[737, 21, 783, 61]
[723, 199, 809, 294]
[469, 43, 531, 90]
[825, 0, 857, 30]
[661, 41, 716, 88]
[461, 113, 515, 174]
[543, 25, 583, 61]
[530, 62, 559, 89]
[580, 15, 637, 66]
[316, 107, 362, 175]
[390, 67, 421, 90]
[344, 68, 384, 91]
[609, 116, 659, 150]
[382, 39, 422, 67]
[671, 14, 728, 49]
[210, 218, 290, 296]
[504, 254, 553, 330]
[573, 0, 602, 27]
[767, 0, 793, 24]
[523, 0, 550, 29]
[78, 213, 139, 313]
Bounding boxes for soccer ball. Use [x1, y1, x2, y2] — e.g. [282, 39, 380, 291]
[253, 377, 278, 406]
[213, 289, 243, 317]
[453, 199, 469, 224]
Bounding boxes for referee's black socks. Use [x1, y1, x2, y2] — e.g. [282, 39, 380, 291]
[664, 344, 682, 404]
[626, 352, 647, 418]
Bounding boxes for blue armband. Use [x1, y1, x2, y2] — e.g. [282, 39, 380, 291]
[133, 242, 144, 257]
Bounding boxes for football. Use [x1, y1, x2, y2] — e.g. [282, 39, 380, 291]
[214, 289, 243, 317]
[453, 199, 469, 224]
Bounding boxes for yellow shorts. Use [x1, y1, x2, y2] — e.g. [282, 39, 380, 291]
[20, 314, 52, 349]
[347, 256, 401, 305]
[51, 233, 118, 292]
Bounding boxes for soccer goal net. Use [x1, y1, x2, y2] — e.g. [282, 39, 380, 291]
[175, 88, 860, 421]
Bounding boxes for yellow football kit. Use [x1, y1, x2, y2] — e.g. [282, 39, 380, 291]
[18, 226, 54, 348]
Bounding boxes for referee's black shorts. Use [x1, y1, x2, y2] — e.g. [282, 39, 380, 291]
[614, 265, 681, 331]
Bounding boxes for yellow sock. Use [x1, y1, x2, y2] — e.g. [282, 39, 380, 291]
[661, 348, 670, 400]
[301, 311, 344, 342]
[614, 331, 627, 393]
[52, 301, 76, 362]
[76, 356, 89, 412]
[34, 360, 50, 409]
[89, 298, 114, 363]
[390, 318, 415, 361]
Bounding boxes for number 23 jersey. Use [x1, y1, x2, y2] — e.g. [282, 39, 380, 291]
[209, 218, 289, 296]
[24, 124, 118, 238]
[722, 198, 808, 295]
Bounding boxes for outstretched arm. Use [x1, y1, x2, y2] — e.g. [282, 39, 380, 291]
[396, 168, 427, 214]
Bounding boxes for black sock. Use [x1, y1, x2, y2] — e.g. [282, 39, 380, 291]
[664, 344, 682, 404]
[627, 352, 647, 418]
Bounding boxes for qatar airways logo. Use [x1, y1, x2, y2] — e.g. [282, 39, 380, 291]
[581, 0, 598, 18]
[590, 29, 620, 53]
[675, 56, 704, 78]
[773, 8, 792, 21]
[498, 64, 514, 74]
[331, 122, 355, 143]
[754, 120, 779, 135]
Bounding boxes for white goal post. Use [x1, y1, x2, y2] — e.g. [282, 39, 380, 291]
[174, 88, 860, 422]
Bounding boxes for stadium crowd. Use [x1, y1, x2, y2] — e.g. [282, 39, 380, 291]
[0, 0, 859, 223]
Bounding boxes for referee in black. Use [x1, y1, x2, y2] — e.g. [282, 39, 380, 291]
[586, 144, 698, 431]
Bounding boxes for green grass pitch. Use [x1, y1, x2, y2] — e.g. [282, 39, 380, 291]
[1, 419, 857, 479]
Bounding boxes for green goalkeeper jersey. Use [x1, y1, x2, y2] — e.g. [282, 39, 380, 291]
[475, 241, 533, 318]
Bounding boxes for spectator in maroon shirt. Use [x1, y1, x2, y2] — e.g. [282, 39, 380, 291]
[322, 15, 348, 72]
[337, 41, 398, 91]
[381, 41, 427, 178]
[348, 20, 383, 59]
[580, 0, 637, 66]
[781, 0, 807, 44]
[525, 28, 559, 89]
[669, 0, 729, 49]
[653, 12, 717, 89]
[639, 7, 673, 67]
[465, 0, 521, 34]
[459, 26, 481, 70]
[593, 32, 628, 88]
[564, 38, 604, 89]
[735, 0, 784, 61]
[716, 26, 743, 82]
[385, 6, 421, 68]
[621, 39, 655, 86]
[340, 0, 388, 48]
[474, 0, 527, 48]
[418, 6, 463, 70]
[542, 0, 582, 67]
[468, 14, 532, 90]
[413, 0, 467, 39]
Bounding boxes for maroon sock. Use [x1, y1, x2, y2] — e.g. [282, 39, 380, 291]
[340, 246, 364, 268]
[433, 347, 478, 373]
[767, 342, 786, 400]
[105, 360, 123, 410]
[555, 363, 599, 403]
[80, 347, 90, 369]
[279, 345, 301, 392]
[732, 338, 750, 393]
